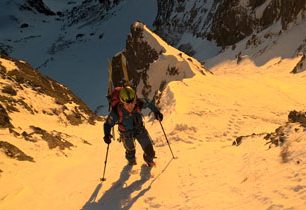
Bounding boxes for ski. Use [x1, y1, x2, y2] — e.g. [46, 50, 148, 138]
[107, 59, 115, 140]
[121, 54, 130, 86]
[146, 161, 156, 167]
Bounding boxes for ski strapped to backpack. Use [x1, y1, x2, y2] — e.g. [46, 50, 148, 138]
[106, 55, 142, 132]
[107, 59, 116, 139]
[121, 54, 130, 86]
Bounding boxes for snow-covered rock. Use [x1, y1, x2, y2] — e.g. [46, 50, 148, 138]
[110, 21, 212, 102]
[0, 55, 100, 163]
[153, 0, 306, 58]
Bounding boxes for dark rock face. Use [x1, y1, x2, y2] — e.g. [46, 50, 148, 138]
[66, 0, 125, 26]
[264, 125, 288, 147]
[98, 0, 122, 9]
[153, 0, 306, 48]
[210, 0, 256, 46]
[0, 43, 13, 57]
[111, 22, 159, 97]
[288, 110, 306, 126]
[178, 43, 196, 56]
[17, 126, 74, 150]
[2, 85, 17, 96]
[291, 54, 306, 73]
[232, 133, 266, 146]
[249, 0, 266, 9]
[0, 104, 13, 129]
[30, 126, 74, 150]
[20, 0, 55, 16]
[233, 110, 306, 148]
[280, 0, 306, 30]
[20, 23, 29, 28]
[154, 0, 176, 44]
[259, 0, 306, 30]
[154, 0, 220, 45]
[0, 141, 34, 162]
[110, 21, 210, 100]
[260, 0, 280, 29]
[263, 110, 306, 148]
[210, 0, 306, 46]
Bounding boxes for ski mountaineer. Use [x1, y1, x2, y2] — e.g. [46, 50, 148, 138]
[103, 86, 163, 167]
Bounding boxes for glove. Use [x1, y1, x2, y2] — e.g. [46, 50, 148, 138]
[103, 135, 113, 144]
[154, 111, 163, 121]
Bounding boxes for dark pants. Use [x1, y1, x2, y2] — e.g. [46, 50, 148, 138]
[120, 127, 155, 163]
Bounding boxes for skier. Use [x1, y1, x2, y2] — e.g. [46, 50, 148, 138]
[103, 86, 163, 167]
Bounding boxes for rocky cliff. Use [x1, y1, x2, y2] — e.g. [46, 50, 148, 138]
[153, 0, 306, 48]
[110, 21, 211, 101]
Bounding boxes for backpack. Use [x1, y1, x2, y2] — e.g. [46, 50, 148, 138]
[108, 86, 123, 109]
[107, 86, 142, 132]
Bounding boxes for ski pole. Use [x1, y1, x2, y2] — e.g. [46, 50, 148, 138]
[100, 144, 110, 181]
[158, 120, 176, 159]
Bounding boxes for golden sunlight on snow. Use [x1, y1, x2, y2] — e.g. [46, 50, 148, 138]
[1, 58, 306, 210]
[0, 58, 19, 72]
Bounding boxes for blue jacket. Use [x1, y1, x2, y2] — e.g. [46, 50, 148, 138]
[104, 98, 159, 136]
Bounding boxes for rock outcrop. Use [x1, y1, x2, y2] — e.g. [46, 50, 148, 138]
[20, 0, 56, 16]
[110, 21, 211, 100]
[153, 0, 306, 48]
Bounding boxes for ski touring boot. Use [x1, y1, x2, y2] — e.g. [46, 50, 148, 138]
[145, 160, 156, 167]
[128, 159, 137, 166]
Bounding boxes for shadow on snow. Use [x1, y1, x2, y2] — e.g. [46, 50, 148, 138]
[81, 164, 153, 210]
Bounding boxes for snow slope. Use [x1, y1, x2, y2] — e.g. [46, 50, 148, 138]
[0, 0, 158, 112]
[1, 3, 306, 209]
[206, 18, 306, 71]
[0, 55, 99, 167]
[1, 52, 306, 209]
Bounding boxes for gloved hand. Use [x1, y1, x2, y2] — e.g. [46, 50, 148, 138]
[103, 135, 113, 144]
[154, 111, 163, 121]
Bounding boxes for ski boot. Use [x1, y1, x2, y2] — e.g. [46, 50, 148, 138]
[145, 160, 156, 167]
[128, 159, 137, 166]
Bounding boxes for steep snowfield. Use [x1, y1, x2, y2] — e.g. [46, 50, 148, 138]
[206, 19, 306, 72]
[1, 55, 306, 209]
